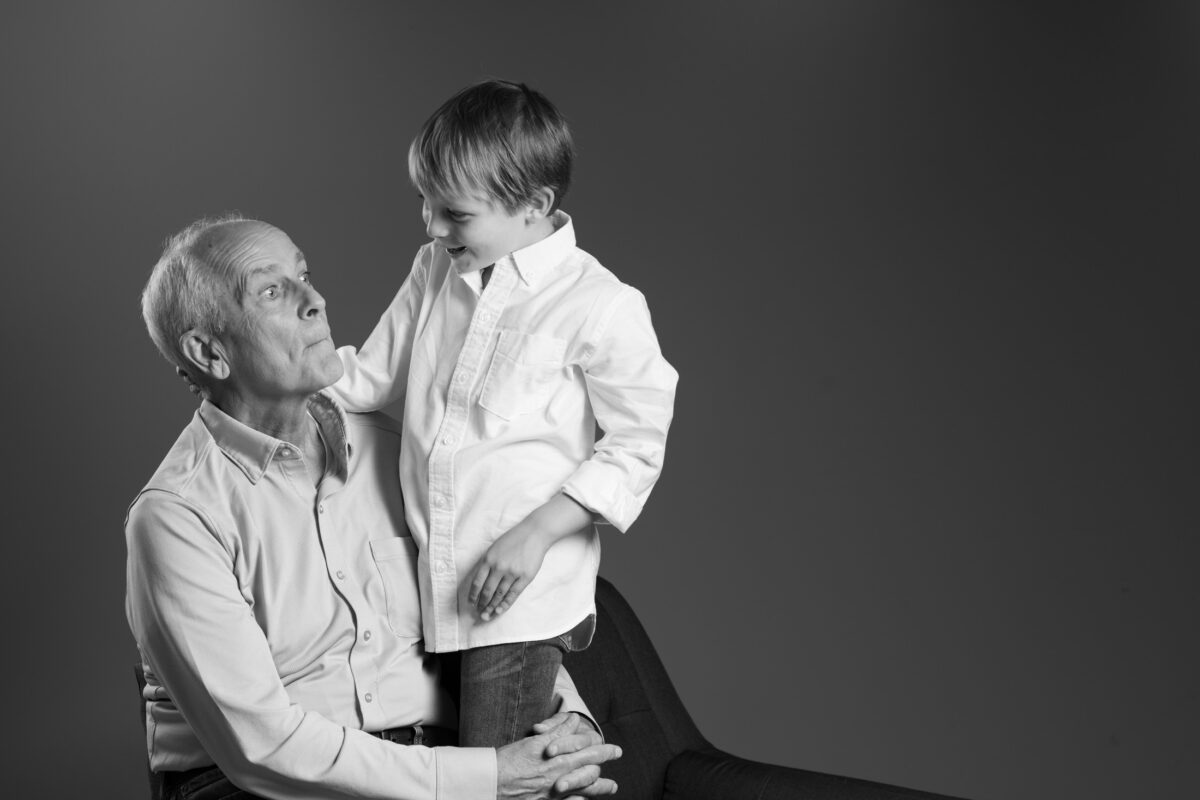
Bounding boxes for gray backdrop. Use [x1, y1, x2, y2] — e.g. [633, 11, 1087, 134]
[2, 2, 1196, 799]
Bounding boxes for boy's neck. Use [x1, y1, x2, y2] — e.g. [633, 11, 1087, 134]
[513, 214, 558, 254]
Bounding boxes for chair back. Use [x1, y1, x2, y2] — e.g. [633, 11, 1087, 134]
[563, 577, 709, 800]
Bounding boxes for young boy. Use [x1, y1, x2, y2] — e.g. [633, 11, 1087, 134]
[328, 79, 677, 747]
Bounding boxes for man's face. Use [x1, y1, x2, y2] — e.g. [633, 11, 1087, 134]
[420, 187, 540, 273]
[214, 222, 343, 401]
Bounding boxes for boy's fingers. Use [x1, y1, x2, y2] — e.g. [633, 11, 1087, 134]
[481, 577, 515, 618]
[476, 572, 504, 611]
[490, 576, 529, 618]
[468, 566, 490, 605]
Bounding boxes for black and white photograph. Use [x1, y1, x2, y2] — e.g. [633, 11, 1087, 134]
[1, 3, 1196, 799]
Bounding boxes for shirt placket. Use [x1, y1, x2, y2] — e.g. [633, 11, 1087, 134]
[426, 260, 518, 650]
[304, 461, 386, 728]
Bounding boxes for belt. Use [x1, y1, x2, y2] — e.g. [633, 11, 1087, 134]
[370, 723, 458, 747]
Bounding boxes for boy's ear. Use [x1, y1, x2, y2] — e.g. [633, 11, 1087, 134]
[525, 187, 556, 222]
[179, 329, 231, 382]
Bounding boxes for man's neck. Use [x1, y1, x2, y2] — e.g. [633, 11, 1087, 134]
[212, 391, 320, 451]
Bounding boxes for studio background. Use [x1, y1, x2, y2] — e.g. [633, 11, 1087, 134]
[1, 2, 1195, 799]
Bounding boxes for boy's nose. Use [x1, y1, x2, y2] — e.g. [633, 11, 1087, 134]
[425, 214, 448, 239]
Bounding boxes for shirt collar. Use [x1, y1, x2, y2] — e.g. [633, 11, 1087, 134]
[507, 210, 574, 288]
[198, 391, 352, 484]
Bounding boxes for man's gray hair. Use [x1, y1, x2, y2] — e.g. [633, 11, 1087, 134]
[141, 213, 250, 378]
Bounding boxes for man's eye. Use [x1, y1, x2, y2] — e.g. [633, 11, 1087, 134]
[300, 273, 311, 285]
[263, 286, 279, 298]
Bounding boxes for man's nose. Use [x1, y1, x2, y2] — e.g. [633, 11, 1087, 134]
[301, 283, 326, 317]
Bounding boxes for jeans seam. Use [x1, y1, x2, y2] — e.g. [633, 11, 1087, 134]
[507, 640, 529, 743]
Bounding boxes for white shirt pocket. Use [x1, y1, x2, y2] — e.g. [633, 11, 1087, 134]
[369, 537, 422, 638]
[479, 329, 568, 420]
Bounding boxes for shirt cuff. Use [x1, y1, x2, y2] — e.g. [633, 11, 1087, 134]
[561, 462, 643, 533]
[434, 746, 497, 800]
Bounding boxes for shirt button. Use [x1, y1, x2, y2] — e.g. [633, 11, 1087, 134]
[435, 496, 446, 508]
[364, 693, 373, 703]
[335, 570, 345, 580]
[318, 504, 325, 514]
[436, 560, 451, 574]
[363, 630, 372, 641]
[455, 373, 466, 383]
[441, 435, 452, 445]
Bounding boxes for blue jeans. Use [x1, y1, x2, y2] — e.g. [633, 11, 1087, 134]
[458, 616, 594, 747]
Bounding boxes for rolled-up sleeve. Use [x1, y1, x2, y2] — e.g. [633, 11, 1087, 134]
[125, 491, 496, 800]
[562, 287, 678, 532]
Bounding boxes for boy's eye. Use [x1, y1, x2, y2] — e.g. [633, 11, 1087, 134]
[448, 210, 469, 221]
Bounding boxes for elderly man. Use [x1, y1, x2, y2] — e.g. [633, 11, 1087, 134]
[126, 215, 620, 800]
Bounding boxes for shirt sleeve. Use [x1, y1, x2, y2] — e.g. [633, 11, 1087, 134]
[327, 247, 429, 413]
[561, 286, 678, 532]
[125, 490, 497, 800]
[552, 666, 602, 739]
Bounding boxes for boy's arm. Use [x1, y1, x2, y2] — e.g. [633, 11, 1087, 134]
[561, 285, 678, 531]
[327, 247, 430, 413]
[471, 286, 677, 619]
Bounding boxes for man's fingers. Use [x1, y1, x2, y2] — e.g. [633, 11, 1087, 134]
[545, 730, 600, 757]
[532, 711, 573, 734]
[550, 743, 621, 780]
[565, 778, 618, 798]
[553, 764, 601, 795]
[476, 571, 505, 613]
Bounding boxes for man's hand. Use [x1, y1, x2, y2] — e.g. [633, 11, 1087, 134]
[497, 712, 620, 799]
[469, 494, 594, 621]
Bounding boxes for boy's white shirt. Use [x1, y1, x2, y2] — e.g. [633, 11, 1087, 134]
[329, 212, 678, 652]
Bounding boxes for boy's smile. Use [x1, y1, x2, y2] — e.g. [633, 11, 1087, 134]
[419, 188, 554, 274]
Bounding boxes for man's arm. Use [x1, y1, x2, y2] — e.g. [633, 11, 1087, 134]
[327, 246, 429, 413]
[126, 491, 495, 800]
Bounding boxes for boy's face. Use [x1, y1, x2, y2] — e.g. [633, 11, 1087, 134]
[419, 187, 545, 273]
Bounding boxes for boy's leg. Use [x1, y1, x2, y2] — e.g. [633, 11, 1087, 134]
[458, 637, 566, 747]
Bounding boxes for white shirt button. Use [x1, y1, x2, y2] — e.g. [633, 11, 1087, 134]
[455, 372, 466, 383]
[435, 496, 446, 508]
[363, 630, 372, 641]
[436, 560, 450, 574]
[364, 693, 373, 703]
[318, 504, 325, 514]
[335, 570, 345, 580]
[441, 435, 452, 445]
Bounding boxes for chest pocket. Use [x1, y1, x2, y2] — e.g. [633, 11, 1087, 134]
[479, 329, 568, 421]
[369, 537, 421, 638]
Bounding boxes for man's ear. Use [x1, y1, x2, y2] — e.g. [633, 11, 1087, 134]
[525, 187, 556, 223]
[179, 329, 230, 382]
